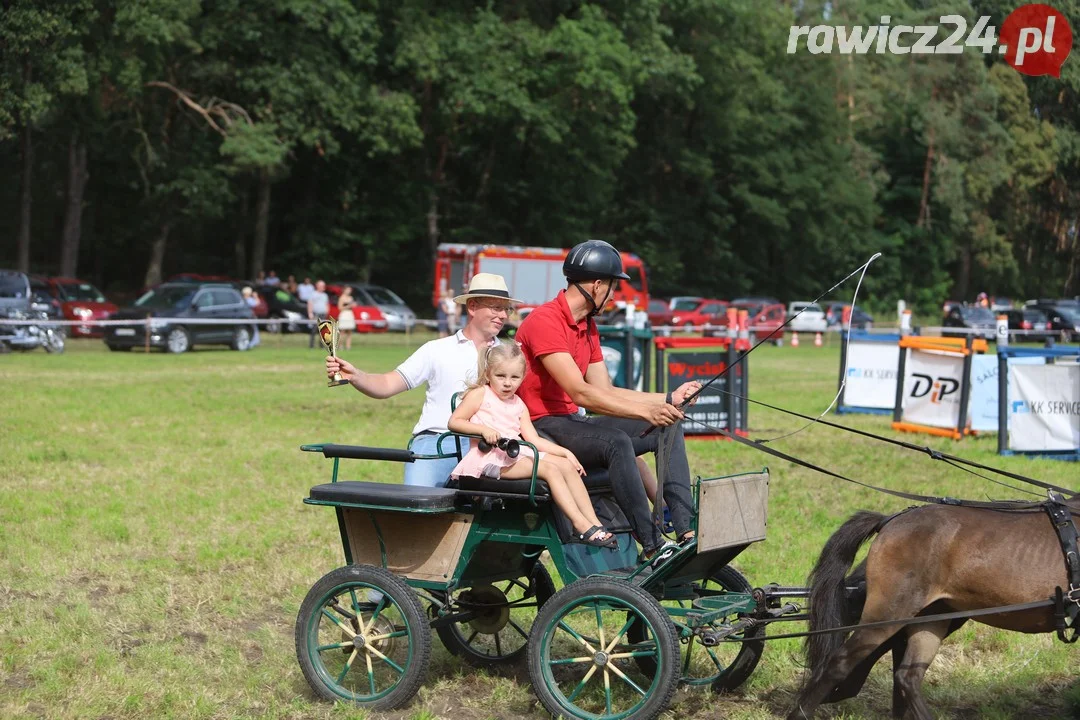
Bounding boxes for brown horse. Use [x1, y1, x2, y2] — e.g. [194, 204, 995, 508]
[788, 496, 1078, 720]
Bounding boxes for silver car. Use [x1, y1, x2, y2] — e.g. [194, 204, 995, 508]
[342, 283, 417, 332]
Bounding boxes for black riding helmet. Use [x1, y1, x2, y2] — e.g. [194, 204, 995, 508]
[564, 239, 628, 318]
[563, 239, 630, 282]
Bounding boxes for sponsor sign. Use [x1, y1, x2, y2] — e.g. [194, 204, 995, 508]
[843, 342, 900, 409]
[664, 351, 738, 435]
[901, 349, 966, 429]
[1008, 363, 1080, 451]
[967, 354, 1045, 432]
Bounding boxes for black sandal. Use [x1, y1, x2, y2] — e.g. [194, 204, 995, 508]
[573, 525, 618, 549]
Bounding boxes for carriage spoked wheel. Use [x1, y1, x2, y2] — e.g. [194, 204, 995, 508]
[527, 578, 680, 720]
[435, 563, 556, 667]
[295, 565, 430, 710]
[626, 566, 765, 692]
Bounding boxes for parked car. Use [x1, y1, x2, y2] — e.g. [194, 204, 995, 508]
[28, 275, 62, 322]
[106, 282, 256, 353]
[787, 301, 828, 333]
[942, 304, 996, 340]
[334, 283, 415, 331]
[44, 276, 118, 337]
[750, 303, 787, 343]
[671, 299, 729, 331]
[732, 296, 782, 308]
[1004, 308, 1053, 343]
[668, 296, 704, 311]
[704, 302, 787, 344]
[168, 273, 234, 283]
[647, 299, 677, 328]
[1027, 302, 1080, 342]
[824, 302, 874, 330]
[256, 285, 309, 333]
[324, 285, 388, 333]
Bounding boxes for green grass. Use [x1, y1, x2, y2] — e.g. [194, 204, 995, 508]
[1, 332, 1077, 720]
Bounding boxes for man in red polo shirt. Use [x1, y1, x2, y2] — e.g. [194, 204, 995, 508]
[516, 239, 701, 566]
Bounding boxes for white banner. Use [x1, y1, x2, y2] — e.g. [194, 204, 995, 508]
[843, 342, 900, 409]
[901, 349, 966, 429]
[1008, 364, 1080, 451]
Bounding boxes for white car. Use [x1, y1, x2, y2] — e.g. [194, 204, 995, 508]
[787, 301, 828, 333]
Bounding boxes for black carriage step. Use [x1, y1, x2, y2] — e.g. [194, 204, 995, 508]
[308, 481, 459, 510]
[454, 467, 612, 499]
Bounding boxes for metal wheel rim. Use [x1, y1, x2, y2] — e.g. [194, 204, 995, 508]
[167, 330, 188, 353]
[442, 577, 540, 661]
[539, 594, 667, 720]
[235, 328, 251, 350]
[45, 332, 65, 353]
[305, 581, 415, 703]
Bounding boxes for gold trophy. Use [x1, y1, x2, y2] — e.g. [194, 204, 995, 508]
[318, 317, 349, 387]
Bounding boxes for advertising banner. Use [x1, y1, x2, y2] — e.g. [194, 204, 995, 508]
[968, 354, 1044, 432]
[1008, 364, 1080, 451]
[843, 342, 900, 409]
[663, 350, 738, 435]
[900, 350, 966, 429]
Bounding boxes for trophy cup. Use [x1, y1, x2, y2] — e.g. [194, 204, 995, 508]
[318, 317, 350, 387]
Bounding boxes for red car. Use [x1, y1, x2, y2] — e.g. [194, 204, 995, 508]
[46, 277, 118, 338]
[325, 284, 389, 333]
[646, 299, 677, 328]
[670, 299, 729, 330]
[706, 302, 786, 343]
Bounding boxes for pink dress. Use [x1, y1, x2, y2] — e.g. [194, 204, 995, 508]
[450, 386, 544, 479]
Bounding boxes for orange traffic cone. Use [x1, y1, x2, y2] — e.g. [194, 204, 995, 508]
[814, 332, 823, 347]
[791, 331, 800, 347]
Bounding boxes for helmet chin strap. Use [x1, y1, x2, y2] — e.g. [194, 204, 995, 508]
[570, 280, 613, 318]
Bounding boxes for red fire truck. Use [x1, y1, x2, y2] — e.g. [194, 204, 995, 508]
[434, 243, 649, 312]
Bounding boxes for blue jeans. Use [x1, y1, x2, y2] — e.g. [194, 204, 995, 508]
[405, 433, 469, 488]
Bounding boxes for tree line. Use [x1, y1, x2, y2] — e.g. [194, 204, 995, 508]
[1, 0, 1077, 314]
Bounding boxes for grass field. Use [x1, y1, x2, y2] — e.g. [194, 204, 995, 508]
[2, 332, 1077, 720]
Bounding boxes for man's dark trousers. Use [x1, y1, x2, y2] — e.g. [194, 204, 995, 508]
[533, 413, 694, 553]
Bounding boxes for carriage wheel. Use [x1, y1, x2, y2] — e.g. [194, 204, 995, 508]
[527, 577, 680, 720]
[435, 563, 556, 667]
[295, 565, 430, 710]
[626, 565, 765, 692]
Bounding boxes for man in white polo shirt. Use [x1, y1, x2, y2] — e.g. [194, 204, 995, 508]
[325, 273, 519, 487]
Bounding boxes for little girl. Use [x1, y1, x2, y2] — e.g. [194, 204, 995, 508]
[449, 342, 616, 548]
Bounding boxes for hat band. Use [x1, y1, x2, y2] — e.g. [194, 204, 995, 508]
[467, 289, 510, 298]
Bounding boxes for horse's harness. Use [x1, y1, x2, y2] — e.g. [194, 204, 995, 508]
[1044, 493, 1080, 643]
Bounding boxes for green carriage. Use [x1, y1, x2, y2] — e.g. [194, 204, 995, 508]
[294, 435, 775, 720]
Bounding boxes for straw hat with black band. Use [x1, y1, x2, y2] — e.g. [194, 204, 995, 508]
[454, 273, 522, 305]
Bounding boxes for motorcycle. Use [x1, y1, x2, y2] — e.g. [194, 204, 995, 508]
[0, 307, 65, 354]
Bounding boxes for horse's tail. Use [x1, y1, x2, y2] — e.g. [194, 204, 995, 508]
[805, 510, 888, 672]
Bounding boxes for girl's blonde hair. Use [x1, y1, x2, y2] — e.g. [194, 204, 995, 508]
[469, 341, 526, 391]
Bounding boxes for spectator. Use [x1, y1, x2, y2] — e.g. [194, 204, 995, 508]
[266, 270, 281, 286]
[436, 288, 453, 337]
[307, 280, 330, 349]
[441, 288, 459, 335]
[242, 286, 261, 348]
[297, 277, 315, 302]
[256, 270, 266, 284]
[976, 292, 990, 309]
[338, 286, 356, 351]
[286, 275, 298, 296]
